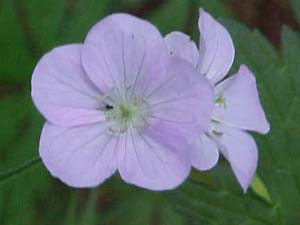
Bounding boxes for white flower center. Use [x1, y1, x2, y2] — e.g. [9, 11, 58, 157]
[103, 88, 150, 133]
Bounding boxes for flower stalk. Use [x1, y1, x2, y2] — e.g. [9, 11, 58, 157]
[0, 156, 41, 185]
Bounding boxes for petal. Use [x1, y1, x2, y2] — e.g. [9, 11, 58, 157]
[82, 13, 164, 93]
[145, 57, 214, 142]
[198, 8, 235, 84]
[213, 65, 270, 134]
[31, 44, 104, 127]
[217, 126, 258, 192]
[118, 123, 191, 190]
[190, 134, 219, 170]
[39, 122, 118, 187]
[164, 31, 199, 67]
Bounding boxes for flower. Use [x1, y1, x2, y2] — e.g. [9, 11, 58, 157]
[164, 9, 270, 191]
[31, 13, 214, 190]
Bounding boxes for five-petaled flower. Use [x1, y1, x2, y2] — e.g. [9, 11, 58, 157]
[164, 9, 270, 191]
[31, 14, 214, 190]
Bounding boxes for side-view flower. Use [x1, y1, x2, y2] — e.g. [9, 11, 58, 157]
[31, 13, 214, 190]
[164, 8, 270, 191]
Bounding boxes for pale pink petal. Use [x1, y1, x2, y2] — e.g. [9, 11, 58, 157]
[198, 8, 235, 84]
[82, 13, 164, 93]
[31, 44, 105, 127]
[145, 57, 214, 142]
[213, 65, 270, 134]
[217, 126, 258, 192]
[164, 31, 199, 67]
[39, 122, 118, 187]
[190, 134, 219, 170]
[118, 123, 190, 190]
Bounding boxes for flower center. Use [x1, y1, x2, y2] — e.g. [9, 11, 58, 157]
[103, 89, 150, 133]
[119, 104, 131, 120]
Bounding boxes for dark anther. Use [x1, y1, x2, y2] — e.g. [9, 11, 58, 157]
[213, 130, 223, 137]
[105, 104, 114, 110]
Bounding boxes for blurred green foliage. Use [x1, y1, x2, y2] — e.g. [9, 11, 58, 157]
[1, 0, 300, 224]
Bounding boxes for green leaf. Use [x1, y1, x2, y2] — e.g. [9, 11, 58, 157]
[250, 174, 272, 204]
[148, 0, 232, 40]
[0, 0, 35, 82]
[24, 0, 65, 52]
[0, 95, 28, 151]
[290, 0, 300, 24]
[148, 0, 189, 35]
[281, 25, 300, 97]
[168, 167, 275, 225]
[61, 0, 112, 43]
[196, 0, 232, 18]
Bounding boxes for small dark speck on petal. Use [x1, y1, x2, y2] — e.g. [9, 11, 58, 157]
[213, 130, 223, 137]
[105, 104, 114, 110]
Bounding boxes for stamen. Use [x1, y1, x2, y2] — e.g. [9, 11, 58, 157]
[210, 120, 224, 137]
[105, 104, 114, 110]
[215, 92, 226, 108]
[212, 130, 223, 137]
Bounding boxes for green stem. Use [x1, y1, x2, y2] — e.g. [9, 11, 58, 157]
[0, 156, 41, 185]
[79, 188, 99, 225]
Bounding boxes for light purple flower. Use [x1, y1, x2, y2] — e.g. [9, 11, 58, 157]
[164, 9, 270, 191]
[31, 13, 214, 190]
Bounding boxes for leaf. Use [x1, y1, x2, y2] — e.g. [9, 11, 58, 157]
[0, 0, 35, 82]
[148, 0, 232, 39]
[290, 0, 300, 24]
[250, 174, 272, 204]
[148, 0, 189, 35]
[23, 0, 65, 52]
[166, 18, 300, 224]
[60, 0, 112, 43]
[167, 167, 275, 225]
[0, 95, 28, 152]
[197, 0, 233, 18]
[281, 25, 300, 97]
